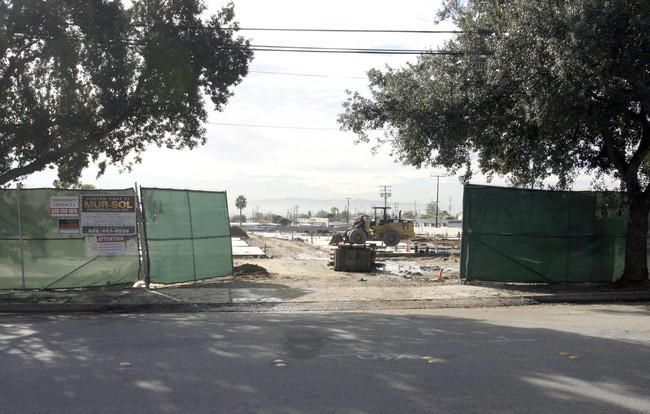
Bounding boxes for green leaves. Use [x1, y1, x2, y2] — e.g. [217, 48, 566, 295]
[0, 0, 252, 185]
[339, 0, 650, 192]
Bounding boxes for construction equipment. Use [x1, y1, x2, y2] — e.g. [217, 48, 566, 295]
[336, 207, 415, 247]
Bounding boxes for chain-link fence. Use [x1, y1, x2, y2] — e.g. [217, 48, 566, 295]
[0, 186, 235, 289]
[0, 187, 140, 289]
[140, 188, 233, 285]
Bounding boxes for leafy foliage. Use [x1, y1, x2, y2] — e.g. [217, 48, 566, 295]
[340, 0, 649, 191]
[52, 180, 95, 190]
[235, 195, 247, 211]
[0, 0, 252, 185]
[276, 217, 291, 227]
[339, 0, 650, 283]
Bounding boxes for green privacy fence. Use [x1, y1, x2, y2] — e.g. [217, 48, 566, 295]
[460, 184, 631, 283]
[0, 188, 140, 289]
[140, 188, 233, 284]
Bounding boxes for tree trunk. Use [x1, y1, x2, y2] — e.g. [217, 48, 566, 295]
[621, 195, 650, 284]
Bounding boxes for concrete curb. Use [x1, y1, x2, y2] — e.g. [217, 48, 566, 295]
[527, 291, 650, 304]
[0, 291, 648, 314]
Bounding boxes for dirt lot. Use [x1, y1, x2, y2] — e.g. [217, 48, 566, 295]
[226, 233, 650, 303]
[223, 233, 481, 303]
[236, 233, 460, 284]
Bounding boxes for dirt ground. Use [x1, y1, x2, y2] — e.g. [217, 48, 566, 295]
[226, 233, 469, 302]
[227, 233, 650, 302]
[237, 233, 460, 283]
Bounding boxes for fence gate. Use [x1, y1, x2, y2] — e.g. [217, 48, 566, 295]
[139, 188, 233, 285]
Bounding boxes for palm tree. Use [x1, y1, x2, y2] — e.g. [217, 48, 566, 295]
[235, 195, 247, 226]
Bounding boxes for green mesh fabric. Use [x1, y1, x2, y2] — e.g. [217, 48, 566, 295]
[461, 185, 630, 283]
[140, 188, 233, 284]
[0, 188, 139, 289]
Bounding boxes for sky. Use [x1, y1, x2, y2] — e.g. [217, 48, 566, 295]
[17, 0, 601, 218]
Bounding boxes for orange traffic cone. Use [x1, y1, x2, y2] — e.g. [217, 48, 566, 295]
[437, 268, 443, 282]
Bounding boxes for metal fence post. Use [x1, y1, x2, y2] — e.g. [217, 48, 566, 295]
[16, 184, 25, 289]
[186, 190, 197, 282]
[136, 184, 151, 288]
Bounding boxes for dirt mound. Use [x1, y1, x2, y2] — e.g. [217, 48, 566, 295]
[230, 226, 248, 238]
[233, 263, 269, 278]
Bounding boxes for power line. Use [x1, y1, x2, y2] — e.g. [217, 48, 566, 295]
[248, 44, 456, 54]
[251, 70, 365, 79]
[207, 122, 339, 130]
[237, 28, 461, 34]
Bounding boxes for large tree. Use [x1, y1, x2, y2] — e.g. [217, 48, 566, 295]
[339, 0, 650, 284]
[0, 0, 252, 185]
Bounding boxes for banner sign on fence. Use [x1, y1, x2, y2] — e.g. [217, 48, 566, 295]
[50, 196, 79, 217]
[85, 235, 130, 256]
[96, 235, 127, 256]
[0, 188, 139, 289]
[80, 195, 137, 235]
[58, 218, 80, 234]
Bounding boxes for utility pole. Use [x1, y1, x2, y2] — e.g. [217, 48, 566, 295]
[345, 197, 351, 224]
[379, 186, 392, 221]
[379, 186, 391, 209]
[431, 175, 445, 228]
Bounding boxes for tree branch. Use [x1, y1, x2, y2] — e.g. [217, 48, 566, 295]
[628, 106, 650, 176]
[0, 134, 100, 185]
[599, 125, 632, 186]
[0, 102, 135, 186]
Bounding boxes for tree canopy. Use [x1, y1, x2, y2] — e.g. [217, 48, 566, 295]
[339, 0, 649, 283]
[0, 0, 252, 186]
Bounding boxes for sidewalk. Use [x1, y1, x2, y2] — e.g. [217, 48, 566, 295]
[1, 280, 649, 314]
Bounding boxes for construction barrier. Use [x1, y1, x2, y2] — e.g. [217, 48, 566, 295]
[0, 188, 139, 289]
[460, 184, 632, 283]
[140, 188, 233, 285]
[0, 186, 234, 289]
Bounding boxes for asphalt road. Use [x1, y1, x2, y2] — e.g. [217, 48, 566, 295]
[1, 304, 649, 414]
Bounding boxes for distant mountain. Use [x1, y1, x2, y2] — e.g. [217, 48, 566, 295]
[230, 197, 413, 216]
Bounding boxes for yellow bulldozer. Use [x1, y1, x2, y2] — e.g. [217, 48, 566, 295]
[332, 207, 415, 247]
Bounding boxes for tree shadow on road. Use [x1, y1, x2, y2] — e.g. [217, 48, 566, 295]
[0, 309, 648, 413]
